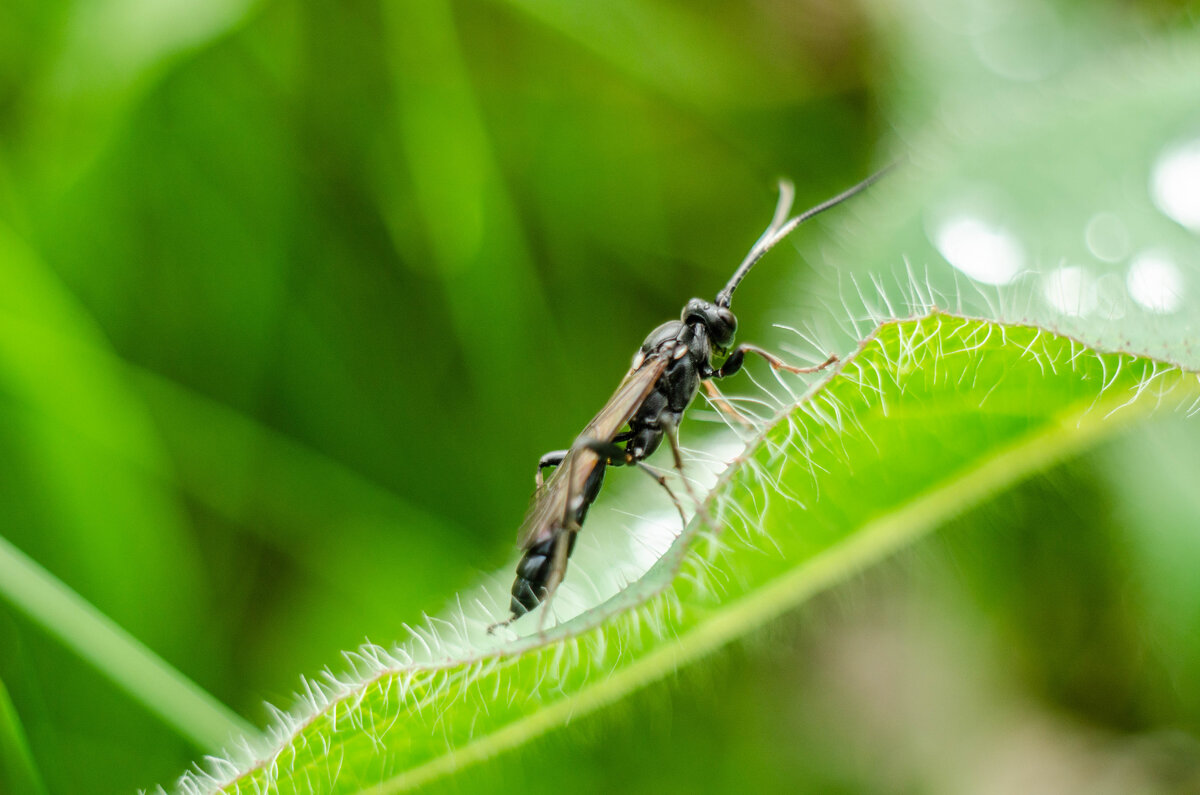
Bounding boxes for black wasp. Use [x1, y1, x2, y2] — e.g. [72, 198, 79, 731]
[490, 171, 888, 633]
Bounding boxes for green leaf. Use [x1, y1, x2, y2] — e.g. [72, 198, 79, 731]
[182, 314, 1197, 794]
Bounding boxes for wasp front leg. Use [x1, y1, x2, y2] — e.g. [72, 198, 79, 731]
[714, 344, 837, 378]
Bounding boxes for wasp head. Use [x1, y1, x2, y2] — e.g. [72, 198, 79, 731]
[682, 298, 736, 349]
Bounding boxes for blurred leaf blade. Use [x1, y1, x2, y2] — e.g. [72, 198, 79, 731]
[0, 224, 252, 755]
[382, 0, 552, 394]
[17, 0, 259, 190]
[0, 223, 206, 646]
[130, 365, 477, 629]
[0, 533, 254, 751]
[488, 0, 821, 108]
[0, 675, 45, 795]
[828, 19, 1200, 369]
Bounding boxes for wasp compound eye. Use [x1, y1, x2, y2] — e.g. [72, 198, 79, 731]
[712, 307, 737, 348]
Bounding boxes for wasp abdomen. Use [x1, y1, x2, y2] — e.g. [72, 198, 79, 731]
[510, 531, 579, 616]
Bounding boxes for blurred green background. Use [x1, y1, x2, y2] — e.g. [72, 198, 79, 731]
[1, 0, 1199, 792]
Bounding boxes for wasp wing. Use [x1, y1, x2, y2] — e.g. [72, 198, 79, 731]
[516, 347, 671, 550]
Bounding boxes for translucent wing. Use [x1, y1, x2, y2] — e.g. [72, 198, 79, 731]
[516, 345, 672, 550]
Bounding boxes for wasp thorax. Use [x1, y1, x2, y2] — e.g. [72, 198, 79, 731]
[682, 298, 736, 348]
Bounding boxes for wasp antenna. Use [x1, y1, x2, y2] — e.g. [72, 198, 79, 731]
[768, 179, 796, 237]
[738, 179, 795, 274]
[715, 164, 896, 309]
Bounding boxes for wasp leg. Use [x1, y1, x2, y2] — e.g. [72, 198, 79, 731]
[536, 431, 633, 488]
[632, 462, 688, 532]
[715, 345, 838, 378]
[657, 417, 702, 516]
[535, 450, 568, 488]
[577, 438, 634, 465]
[701, 380, 753, 427]
[576, 438, 688, 531]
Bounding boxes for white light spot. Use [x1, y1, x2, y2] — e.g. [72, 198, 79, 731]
[673, 343, 688, 360]
[631, 350, 645, 369]
[934, 215, 1024, 285]
[1127, 250, 1184, 314]
[1041, 265, 1096, 317]
[1152, 138, 1200, 232]
[1084, 212, 1131, 263]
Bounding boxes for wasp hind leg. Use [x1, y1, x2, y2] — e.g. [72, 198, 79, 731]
[576, 437, 689, 532]
[657, 417, 708, 527]
[534, 450, 568, 488]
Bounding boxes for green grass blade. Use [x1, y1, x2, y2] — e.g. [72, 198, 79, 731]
[381, 0, 553, 402]
[0, 676, 46, 795]
[0, 223, 249, 751]
[0, 534, 255, 751]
